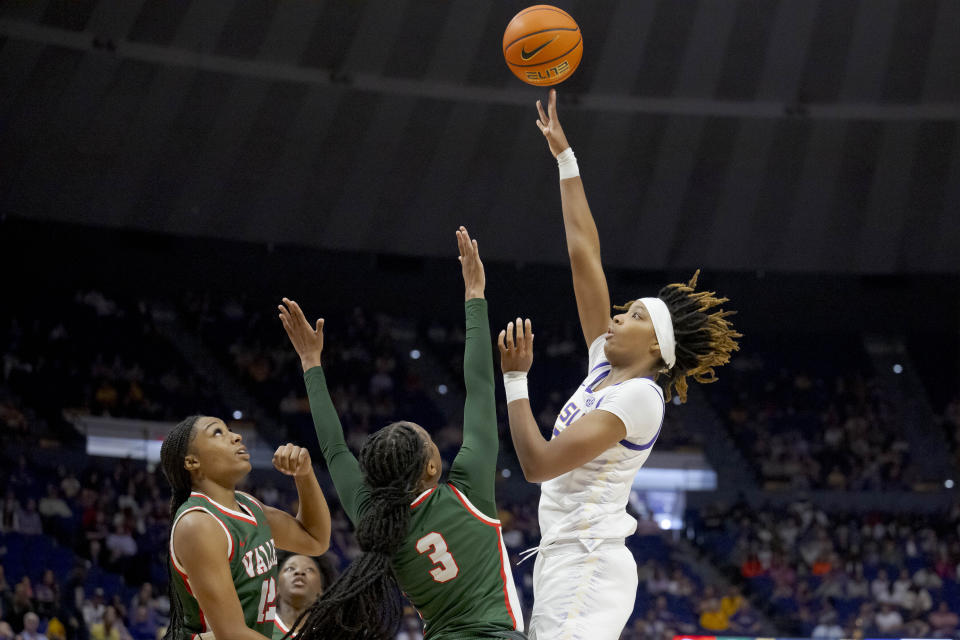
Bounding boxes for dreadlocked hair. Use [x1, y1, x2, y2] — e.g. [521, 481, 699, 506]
[615, 270, 741, 403]
[294, 421, 430, 640]
[159, 415, 202, 640]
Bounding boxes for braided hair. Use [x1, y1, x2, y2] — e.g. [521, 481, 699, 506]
[293, 421, 430, 640]
[616, 270, 741, 403]
[159, 415, 202, 640]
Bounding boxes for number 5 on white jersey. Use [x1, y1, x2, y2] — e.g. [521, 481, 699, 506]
[416, 532, 460, 583]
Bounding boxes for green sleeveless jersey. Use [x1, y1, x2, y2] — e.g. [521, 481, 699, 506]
[396, 483, 521, 638]
[305, 299, 525, 640]
[170, 491, 279, 639]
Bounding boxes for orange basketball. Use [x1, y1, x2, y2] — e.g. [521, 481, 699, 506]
[503, 5, 582, 86]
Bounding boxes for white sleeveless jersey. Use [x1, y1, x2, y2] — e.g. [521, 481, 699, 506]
[538, 335, 665, 546]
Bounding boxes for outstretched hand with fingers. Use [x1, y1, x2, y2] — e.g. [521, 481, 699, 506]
[535, 88, 571, 158]
[278, 297, 324, 373]
[498, 318, 535, 374]
[456, 226, 485, 301]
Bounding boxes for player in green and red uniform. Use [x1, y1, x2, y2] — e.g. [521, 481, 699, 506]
[278, 227, 526, 640]
[160, 419, 332, 640]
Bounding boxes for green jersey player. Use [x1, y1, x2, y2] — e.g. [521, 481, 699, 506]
[278, 227, 525, 640]
[160, 421, 331, 640]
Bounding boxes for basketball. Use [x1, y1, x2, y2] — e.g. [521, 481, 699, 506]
[503, 5, 582, 86]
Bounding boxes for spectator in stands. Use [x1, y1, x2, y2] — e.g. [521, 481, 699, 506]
[890, 567, 912, 606]
[88, 605, 130, 640]
[651, 594, 694, 635]
[871, 568, 893, 604]
[108, 595, 127, 626]
[14, 500, 42, 536]
[127, 606, 157, 640]
[18, 612, 46, 640]
[903, 611, 931, 638]
[128, 584, 157, 622]
[810, 607, 843, 640]
[928, 602, 959, 636]
[913, 565, 943, 590]
[0, 622, 12, 640]
[875, 602, 904, 634]
[845, 563, 869, 599]
[104, 522, 137, 570]
[728, 599, 762, 635]
[1, 490, 19, 532]
[740, 553, 765, 578]
[42, 618, 65, 640]
[645, 569, 670, 595]
[810, 552, 832, 576]
[82, 588, 105, 628]
[903, 584, 933, 617]
[4, 583, 34, 633]
[58, 469, 81, 501]
[698, 586, 729, 632]
[720, 586, 744, 617]
[815, 567, 845, 599]
[634, 610, 664, 640]
[84, 510, 109, 565]
[38, 484, 72, 521]
[33, 571, 59, 620]
[666, 568, 694, 598]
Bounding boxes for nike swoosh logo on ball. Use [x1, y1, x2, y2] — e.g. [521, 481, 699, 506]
[520, 38, 556, 60]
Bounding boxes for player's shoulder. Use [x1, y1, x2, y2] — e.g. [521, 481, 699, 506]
[174, 508, 221, 534]
[601, 377, 665, 410]
[412, 484, 498, 523]
[171, 508, 231, 555]
[623, 376, 665, 399]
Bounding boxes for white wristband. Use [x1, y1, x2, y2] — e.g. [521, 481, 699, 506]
[557, 147, 579, 181]
[503, 371, 529, 403]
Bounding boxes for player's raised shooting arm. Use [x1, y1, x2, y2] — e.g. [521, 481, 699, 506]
[448, 228, 498, 517]
[536, 89, 611, 349]
[279, 298, 370, 525]
[173, 512, 272, 640]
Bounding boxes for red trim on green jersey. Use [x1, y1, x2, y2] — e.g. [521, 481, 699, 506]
[190, 491, 258, 525]
[411, 487, 436, 508]
[448, 485, 520, 630]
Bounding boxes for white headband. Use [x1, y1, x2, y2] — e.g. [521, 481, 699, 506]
[639, 297, 676, 370]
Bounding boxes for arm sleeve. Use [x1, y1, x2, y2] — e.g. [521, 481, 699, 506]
[304, 366, 369, 524]
[447, 298, 499, 518]
[598, 380, 664, 445]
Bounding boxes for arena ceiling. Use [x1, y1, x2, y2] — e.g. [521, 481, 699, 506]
[1, 0, 959, 274]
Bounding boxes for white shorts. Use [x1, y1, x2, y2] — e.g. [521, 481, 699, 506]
[528, 540, 637, 640]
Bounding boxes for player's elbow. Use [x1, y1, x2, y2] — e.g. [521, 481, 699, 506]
[305, 534, 330, 556]
[519, 460, 552, 484]
[567, 244, 601, 271]
[289, 538, 328, 557]
[566, 242, 597, 261]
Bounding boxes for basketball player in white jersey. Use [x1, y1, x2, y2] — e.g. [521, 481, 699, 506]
[496, 89, 741, 640]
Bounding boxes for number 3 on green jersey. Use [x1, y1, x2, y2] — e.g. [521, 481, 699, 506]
[416, 532, 460, 583]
